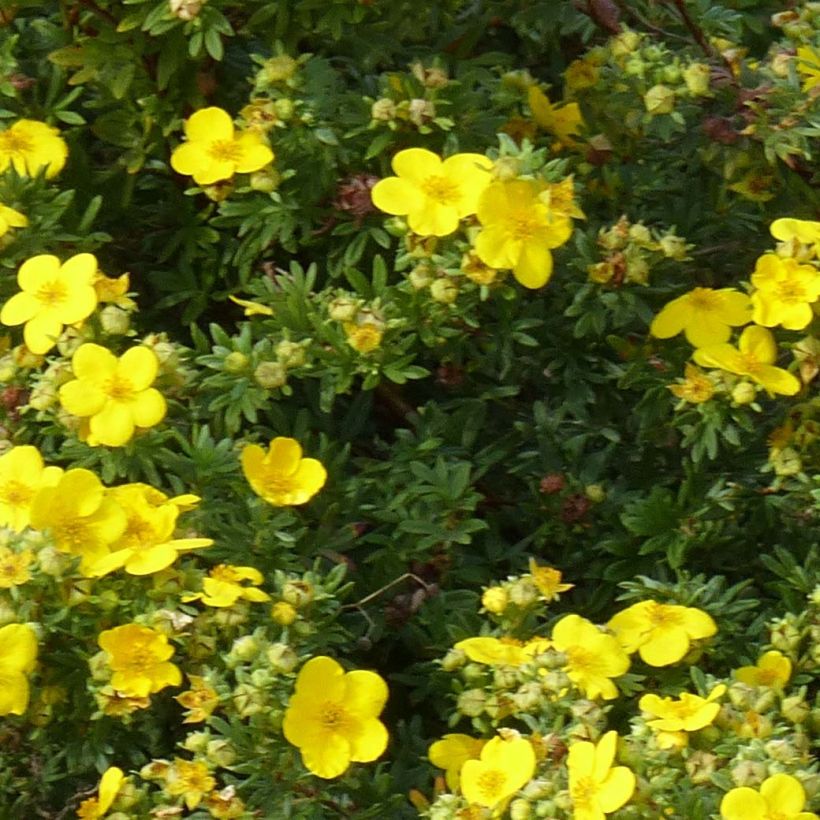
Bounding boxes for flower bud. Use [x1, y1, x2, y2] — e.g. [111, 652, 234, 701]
[770, 617, 801, 652]
[408, 264, 434, 290]
[271, 601, 298, 626]
[275, 340, 307, 368]
[207, 739, 237, 767]
[281, 580, 314, 608]
[731, 381, 757, 405]
[253, 361, 287, 389]
[440, 648, 466, 671]
[259, 55, 298, 84]
[223, 351, 249, 373]
[584, 484, 606, 503]
[371, 98, 397, 122]
[266, 642, 298, 673]
[508, 578, 539, 608]
[228, 635, 260, 664]
[429, 278, 458, 304]
[659, 234, 688, 260]
[273, 99, 295, 122]
[731, 760, 768, 787]
[781, 694, 810, 724]
[457, 688, 486, 717]
[100, 305, 131, 335]
[510, 799, 532, 820]
[249, 170, 281, 192]
[182, 731, 210, 753]
[328, 297, 360, 322]
[683, 63, 711, 96]
[644, 84, 676, 115]
[169, 0, 203, 20]
[481, 586, 509, 614]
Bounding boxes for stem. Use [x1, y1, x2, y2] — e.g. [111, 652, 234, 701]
[668, 0, 715, 58]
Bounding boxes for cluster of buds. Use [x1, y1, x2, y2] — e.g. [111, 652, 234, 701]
[253, 338, 310, 390]
[328, 295, 386, 355]
[370, 96, 438, 130]
[588, 215, 689, 286]
[168, 0, 204, 21]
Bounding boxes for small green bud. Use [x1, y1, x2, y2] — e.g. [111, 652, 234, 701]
[253, 361, 287, 389]
[249, 169, 280, 192]
[429, 278, 458, 304]
[223, 351, 250, 373]
[644, 84, 676, 115]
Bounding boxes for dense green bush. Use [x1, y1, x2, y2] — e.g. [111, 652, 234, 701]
[0, 0, 817, 817]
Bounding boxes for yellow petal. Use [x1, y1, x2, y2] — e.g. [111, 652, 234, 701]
[171, 142, 209, 177]
[759, 774, 806, 815]
[300, 733, 351, 779]
[89, 402, 135, 447]
[266, 437, 304, 474]
[118, 346, 158, 390]
[185, 107, 234, 143]
[755, 365, 800, 396]
[408, 202, 460, 237]
[738, 325, 776, 363]
[132, 389, 167, 428]
[17, 254, 60, 292]
[59, 252, 98, 285]
[650, 296, 692, 339]
[345, 670, 389, 717]
[0, 292, 39, 326]
[513, 242, 553, 289]
[59, 379, 106, 417]
[347, 716, 388, 763]
[24, 312, 63, 354]
[371, 176, 424, 216]
[391, 147, 441, 183]
[720, 787, 766, 819]
[598, 766, 636, 813]
[73, 343, 118, 382]
[233, 132, 274, 173]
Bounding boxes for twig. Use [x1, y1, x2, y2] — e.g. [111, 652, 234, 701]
[668, 0, 715, 58]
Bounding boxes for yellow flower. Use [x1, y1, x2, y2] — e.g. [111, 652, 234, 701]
[796, 45, 820, 94]
[165, 758, 216, 810]
[669, 363, 716, 404]
[428, 733, 486, 790]
[241, 436, 327, 506]
[454, 636, 551, 666]
[85, 483, 211, 576]
[0, 445, 63, 531]
[0, 623, 38, 716]
[344, 320, 383, 353]
[203, 787, 247, 819]
[650, 287, 751, 347]
[94, 272, 136, 310]
[183, 564, 270, 607]
[538, 177, 585, 221]
[59, 343, 167, 447]
[528, 86, 584, 145]
[607, 600, 717, 666]
[271, 600, 298, 625]
[770, 217, 820, 255]
[30, 468, 127, 571]
[371, 148, 492, 237]
[0, 545, 33, 588]
[0, 203, 27, 237]
[174, 675, 220, 723]
[282, 655, 389, 778]
[750, 255, 820, 330]
[551, 614, 629, 700]
[528, 559, 573, 602]
[0, 252, 98, 354]
[460, 735, 536, 809]
[734, 650, 792, 690]
[480, 586, 509, 614]
[170, 107, 274, 185]
[474, 179, 573, 289]
[565, 58, 600, 91]
[98, 623, 182, 698]
[639, 684, 726, 749]
[76, 767, 124, 820]
[694, 325, 800, 396]
[721, 773, 818, 820]
[0, 119, 68, 178]
[568, 731, 635, 820]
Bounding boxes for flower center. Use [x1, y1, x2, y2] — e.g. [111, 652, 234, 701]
[646, 602, 683, 628]
[104, 374, 137, 402]
[571, 775, 597, 809]
[319, 702, 348, 730]
[507, 210, 543, 241]
[420, 174, 460, 205]
[207, 139, 243, 163]
[565, 646, 596, 674]
[35, 280, 68, 307]
[775, 280, 807, 302]
[738, 353, 763, 376]
[1, 479, 34, 507]
[475, 767, 507, 802]
[56, 518, 92, 551]
[687, 288, 719, 311]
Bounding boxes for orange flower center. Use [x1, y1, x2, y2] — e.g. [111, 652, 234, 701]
[738, 353, 763, 375]
[420, 174, 460, 205]
[474, 767, 507, 801]
[507, 210, 543, 241]
[35, 279, 68, 307]
[775, 280, 807, 302]
[57, 518, 93, 551]
[1, 479, 34, 506]
[571, 775, 597, 809]
[319, 702, 348, 730]
[207, 139, 243, 163]
[104, 374, 137, 402]
[0, 129, 33, 155]
[687, 288, 720, 311]
[565, 645, 595, 674]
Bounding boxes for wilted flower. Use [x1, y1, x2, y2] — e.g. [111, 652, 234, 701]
[455, 636, 551, 666]
[669, 364, 716, 404]
[165, 758, 216, 810]
[528, 559, 573, 601]
[183, 564, 270, 608]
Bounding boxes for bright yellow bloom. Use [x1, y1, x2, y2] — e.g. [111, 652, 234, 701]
[165, 758, 216, 810]
[0, 623, 38, 715]
[639, 684, 726, 749]
[98, 623, 182, 698]
[59, 343, 167, 447]
[0, 203, 27, 237]
[568, 731, 635, 820]
[241, 436, 327, 506]
[0, 252, 98, 354]
[528, 559, 573, 601]
[76, 767, 124, 820]
[551, 614, 629, 700]
[282, 655, 389, 778]
[428, 734, 486, 791]
[528, 86, 584, 145]
[29, 468, 127, 572]
[474, 179, 573, 289]
[796, 45, 820, 94]
[0, 445, 63, 531]
[455, 636, 551, 666]
[734, 650, 792, 690]
[694, 325, 800, 396]
[770, 217, 820, 255]
[607, 600, 717, 667]
[0, 119, 68, 178]
[344, 320, 383, 353]
[86, 483, 211, 577]
[182, 564, 270, 607]
[174, 675, 220, 723]
[721, 773, 818, 820]
[460, 735, 536, 809]
[650, 287, 751, 347]
[371, 148, 492, 237]
[171, 107, 274, 185]
[669, 363, 716, 403]
[750, 255, 820, 330]
[0, 545, 33, 588]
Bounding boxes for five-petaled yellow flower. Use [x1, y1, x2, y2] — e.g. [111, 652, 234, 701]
[607, 600, 717, 667]
[734, 650, 792, 690]
[165, 758, 216, 811]
[371, 148, 492, 237]
[0, 119, 68, 178]
[460, 735, 536, 809]
[474, 179, 573, 289]
[528, 558, 573, 601]
[551, 614, 630, 700]
[650, 287, 751, 347]
[750, 255, 820, 330]
[721, 773, 818, 820]
[98, 623, 182, 698]
[170, 106, 274, 185]
[241, 436, 327, 506]
[282, 655, 389, 779]
[0, 623, 38, 716]
[182, 564, 270, 608]
[428, 733, 486, 791]
[694, 325, 800, 396]
[0, 252, 98, 354]
[59, 343, 167, 447]
[76, 767, 124, 820]
[0, 445, 63, 532]
[639, 684, 726, 750]
[568, 731, 635, 820]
